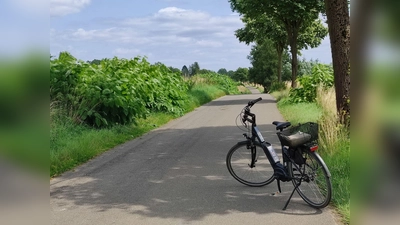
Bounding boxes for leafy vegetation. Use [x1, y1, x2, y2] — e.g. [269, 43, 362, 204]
[51, 52, 188, 128]
[288, 64, 334, 103]
[232, 67, 249, 82]
[269, 81, 287, 93]
[247, 39, 281, 92]
[229, 0, 328, 87]
[194, 72, 242, 95]
[272, 82, 350, 224]
[50, 53, 246, 177]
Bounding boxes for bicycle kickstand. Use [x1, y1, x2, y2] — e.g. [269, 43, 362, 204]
[276, 179, 282, 193]
[282, 181, 300, 210]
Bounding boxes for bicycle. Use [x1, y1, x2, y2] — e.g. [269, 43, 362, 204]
[226, 97, 332, 210]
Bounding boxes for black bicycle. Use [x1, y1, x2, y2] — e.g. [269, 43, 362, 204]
[226, 97, 332, 210]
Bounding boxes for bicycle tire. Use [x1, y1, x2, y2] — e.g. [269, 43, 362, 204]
[288, 149, 332, 208]
[226, 141, 275, 187]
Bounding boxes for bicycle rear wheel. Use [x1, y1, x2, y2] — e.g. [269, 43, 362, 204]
[226, 141, 275, 187]
[288, 149, 332, 208]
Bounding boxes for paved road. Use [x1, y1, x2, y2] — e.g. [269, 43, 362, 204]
[246, 86, 261, 94]
[50, 93, 339, 225]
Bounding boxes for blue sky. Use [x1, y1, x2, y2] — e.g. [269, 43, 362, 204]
[50, 0, 332, 71]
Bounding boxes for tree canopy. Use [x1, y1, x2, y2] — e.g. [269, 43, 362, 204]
[189, 62, 200, 76]
[247, 39, 281, 91]
[181, 65, 189, 76]
[229, 0, 327, 87]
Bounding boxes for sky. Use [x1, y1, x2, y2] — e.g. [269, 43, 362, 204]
[49, 0, 332, 71]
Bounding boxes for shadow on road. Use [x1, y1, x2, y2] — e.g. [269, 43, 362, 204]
[204, 96, 276, 107]
[51, 122, 323, 222]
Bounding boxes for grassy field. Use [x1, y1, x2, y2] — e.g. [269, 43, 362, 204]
[50, 83, 249, 177]
[271, 87, 350, 224]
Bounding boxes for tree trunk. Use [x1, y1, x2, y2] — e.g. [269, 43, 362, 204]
[285, 21, 299, 88]
[288, 31, 298, 88]
[324, 0, 350, 126]
[276, 44, 283, 83]
[290, 42, 298, 88]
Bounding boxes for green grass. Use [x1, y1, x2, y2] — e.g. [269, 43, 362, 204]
[50, 112, 175, 177]
[183, 84, 226, 112]
[50, 83, 233, 177]
[320, 139, 350, 224]
[276, 95, 350, 224]
[270, 89, 289, 101]
[277, 99, 323, 124]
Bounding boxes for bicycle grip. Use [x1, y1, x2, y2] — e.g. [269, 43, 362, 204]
[254, 97, 262, 103]
[248, 97, 262, 106]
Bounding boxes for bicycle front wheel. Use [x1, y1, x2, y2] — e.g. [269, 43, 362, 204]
[288, 150, 332, 208]
[226, 142, 275, 187]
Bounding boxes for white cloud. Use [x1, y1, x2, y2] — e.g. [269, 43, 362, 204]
[112, 48, 141, 55]
[155, 7, 209, 21]
[51, 6, 252, 70]
[196, 40, 222, 48]
[71, 28, 112, 40]
[50, 0, 91, 17]
[59, 27, 151, 44]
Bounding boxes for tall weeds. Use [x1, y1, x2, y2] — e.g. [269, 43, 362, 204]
[316, 85, 350, 224]
[316, 86, 345, 154]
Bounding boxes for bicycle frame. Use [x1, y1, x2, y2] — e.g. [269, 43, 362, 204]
[243, 108, 280, 168]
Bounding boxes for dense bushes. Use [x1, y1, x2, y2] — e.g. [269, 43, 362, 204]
[51, 52, 188, 127]
[50, 56, 244, 176]
[50, 52, 243, 128]
[196, 72, 240, 94]
[269, 82, 287, 93]
[288, 64, 333, 103]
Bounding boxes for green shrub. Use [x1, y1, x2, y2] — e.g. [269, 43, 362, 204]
[50, 52, 188, 127]
[269, 82, 286, 93]
[50, 52, 83, 109]
[197, 72, 240, 94]
[288, 64, 333, 103]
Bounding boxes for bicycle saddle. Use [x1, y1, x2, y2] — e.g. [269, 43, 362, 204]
[272, 121, 291, 130]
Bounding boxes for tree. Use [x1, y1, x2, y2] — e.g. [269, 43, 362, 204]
[233, 67, 249, 82]
[189, 62, 200, 76]
[199, 69, 214, 74]
[235, 15, 287, 83]
[88, 59, 101, 65]
[168, 66, 181, 74]
[324, 0, 350, 125]
[181, 65, 189, 77]
[153, 62, 164, 66]
[217, 68, 228, 75]
[229, 0, 327, 87]
[298, 58, 321, 77]
[227, 70, 235, 78]
[247, 39, 280, 92]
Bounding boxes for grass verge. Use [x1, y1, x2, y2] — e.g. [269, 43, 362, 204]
[50, 112, 174, 177]
[276, 100, 322, 124]
[50, 84, 237, 177]
[273, 90, 350, 224]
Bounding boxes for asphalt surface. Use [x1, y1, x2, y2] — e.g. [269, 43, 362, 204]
[51, 88, 339, 225]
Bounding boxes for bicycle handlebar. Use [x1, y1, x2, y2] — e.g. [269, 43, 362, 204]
[242, 97, 262, 124]
[247, 97, 262, 107]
